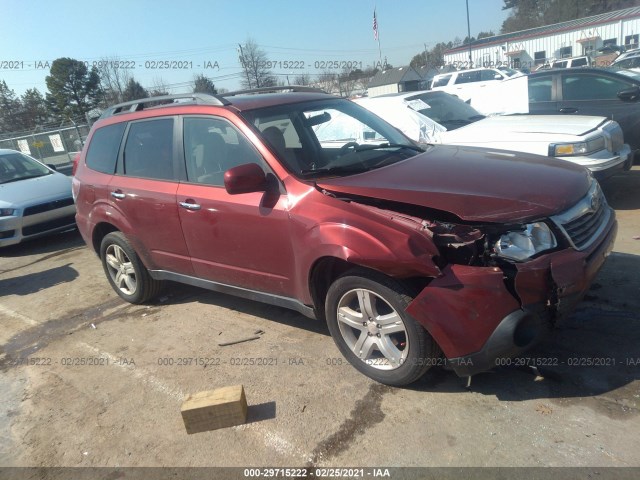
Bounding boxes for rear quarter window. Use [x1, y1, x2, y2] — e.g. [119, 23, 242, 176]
[85, 123, 126, 174]
[432, 74, 452, 87]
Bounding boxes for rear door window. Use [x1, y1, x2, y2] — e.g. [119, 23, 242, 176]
[122, 119, 175, 180]
[85, 123, 126, 174]
[480, 70, 500, 81]
[454, 71, 481, 84]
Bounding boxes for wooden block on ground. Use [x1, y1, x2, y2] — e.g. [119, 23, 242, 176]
[181, 385, 248, 434]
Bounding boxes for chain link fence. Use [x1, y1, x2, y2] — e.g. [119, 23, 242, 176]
[0, 124, 91, 168]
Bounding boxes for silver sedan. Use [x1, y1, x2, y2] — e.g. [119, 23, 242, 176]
[0, 149, 76, 247]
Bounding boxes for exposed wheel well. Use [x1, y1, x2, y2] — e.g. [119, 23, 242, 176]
[309, 257, 431, 322]
[92, 222, 119, 254]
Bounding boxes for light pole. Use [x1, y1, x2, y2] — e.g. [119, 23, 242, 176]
[466, 0, 473, 67]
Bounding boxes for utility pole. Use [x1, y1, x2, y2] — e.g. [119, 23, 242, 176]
[466, 0, 473, 67]
[237, 43, 252, 89]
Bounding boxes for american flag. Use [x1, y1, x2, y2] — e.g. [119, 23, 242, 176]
[373, 9, 378, 41]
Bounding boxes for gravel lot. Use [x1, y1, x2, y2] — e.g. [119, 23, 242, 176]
[1, 168, 639, 474]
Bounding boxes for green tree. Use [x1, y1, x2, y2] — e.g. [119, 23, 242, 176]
[501, 0, 639, 33]
[0, 80, 22, 133]
[193, 74, 217, 94]
[122, 78, 149, 102]
[409, 42, 451, 68]
[45, 57, 102, 118]
[477, 30, 495, 39]
[20, 88, 48, 129]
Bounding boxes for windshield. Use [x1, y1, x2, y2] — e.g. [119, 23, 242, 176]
[241, 98, 422, 179]
[404, 91, 484, 128]
[612, 68, 640, 81]
[497, 66, 519, 76]
[0, 152, 51, 184]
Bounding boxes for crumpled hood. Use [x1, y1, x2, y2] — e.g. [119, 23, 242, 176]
[317, 145, 592, 223]
[0, 172, 72, 208]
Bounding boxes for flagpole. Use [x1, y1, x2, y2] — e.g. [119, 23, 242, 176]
[373, 7, 383, 68]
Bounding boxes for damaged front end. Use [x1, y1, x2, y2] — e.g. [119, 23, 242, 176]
[405, 182, 617, 377]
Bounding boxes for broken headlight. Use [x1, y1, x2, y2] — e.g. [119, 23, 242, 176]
[494, 222, 556, 261]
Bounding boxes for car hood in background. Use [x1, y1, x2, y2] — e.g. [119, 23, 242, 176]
[317, 145, 591, 223]
[0, 172, 72, 208]
[439, 115, 606, 144]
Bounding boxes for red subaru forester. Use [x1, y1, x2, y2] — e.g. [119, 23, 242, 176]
[72, 88, 617, 386]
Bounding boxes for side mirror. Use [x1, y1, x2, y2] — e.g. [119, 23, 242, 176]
[224, 163, 268, 195]
[617, 87, 640, 102]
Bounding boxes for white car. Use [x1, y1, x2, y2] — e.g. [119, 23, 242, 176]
[354, 91, 632, 180]
[0, 149, 76, 247]
[430, 67, 518, 102]
[611, 52, 640, 72]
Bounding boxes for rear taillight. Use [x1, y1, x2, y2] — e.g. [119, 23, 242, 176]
[72, 153, 80, 176]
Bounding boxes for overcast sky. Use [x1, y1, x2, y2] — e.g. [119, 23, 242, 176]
[0, 0, 510, 94]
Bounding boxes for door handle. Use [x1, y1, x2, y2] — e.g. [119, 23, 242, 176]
[179, 201, 201, 211]
[110, 191, 125, 199]
[559, 107, 578, 113]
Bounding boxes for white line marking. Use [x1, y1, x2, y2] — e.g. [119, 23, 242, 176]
[0, 304, 39, 326]
[77, 342, 310, 460]
[77, 342, 185, 401]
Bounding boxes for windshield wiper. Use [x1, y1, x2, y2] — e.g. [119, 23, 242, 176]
[353, 143, 424, 152]
[1, 174, 47, 184]
[300, 165, 370, 177]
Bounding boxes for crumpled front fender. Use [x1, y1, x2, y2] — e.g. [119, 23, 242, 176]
[406, 264, 520, 358]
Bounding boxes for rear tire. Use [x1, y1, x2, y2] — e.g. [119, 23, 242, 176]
[100, 232, 163, 304]
[325, 269, 440, 386]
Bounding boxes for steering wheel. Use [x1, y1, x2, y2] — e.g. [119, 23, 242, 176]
[338, 141, 359, 156]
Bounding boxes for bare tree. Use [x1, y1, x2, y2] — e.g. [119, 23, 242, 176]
[238, 39, 276, 89]
[293, 73, 312, 86]
[148, 77, 169, 96]
[314, 71, 338, 94]
[97, 57, 132, 106]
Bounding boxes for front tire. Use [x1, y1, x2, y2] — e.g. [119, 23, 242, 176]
[100, 232, 162, 304]
[325, 270, 440, 386]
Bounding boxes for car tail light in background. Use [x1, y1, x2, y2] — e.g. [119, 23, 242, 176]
[72, 152, 80, 176]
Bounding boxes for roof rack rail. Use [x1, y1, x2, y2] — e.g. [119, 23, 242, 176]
[222, 86, 327, 97]
[99, 93, 231, 119]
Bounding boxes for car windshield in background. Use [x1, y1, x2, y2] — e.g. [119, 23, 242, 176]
[612, 68, 640, 81]
[498, 66, 519, 76]
[242, 99, 422, 179]
[405, 92, 485, 127]
[0, 152, 51, 184]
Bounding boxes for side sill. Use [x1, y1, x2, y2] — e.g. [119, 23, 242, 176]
[149, 270, 317, 319]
